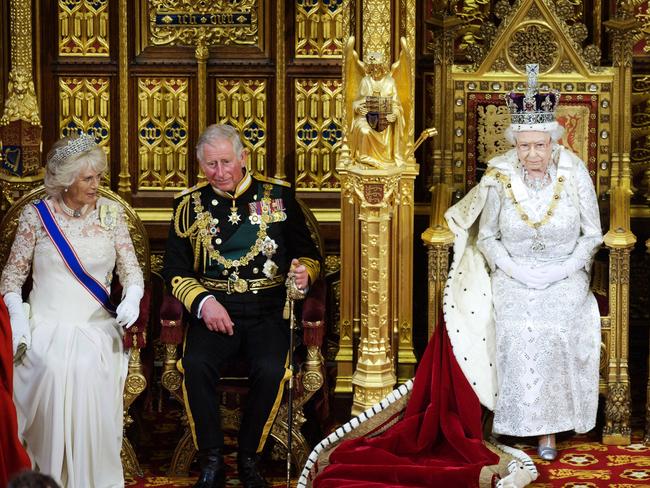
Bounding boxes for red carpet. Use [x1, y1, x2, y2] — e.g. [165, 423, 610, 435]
[125, 407, 650, 487]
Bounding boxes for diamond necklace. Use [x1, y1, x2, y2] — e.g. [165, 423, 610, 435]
[59, 198, 88, 218]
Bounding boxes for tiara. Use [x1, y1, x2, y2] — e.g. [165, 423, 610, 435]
[49, 133, 98, 167]
[505, 64, 560, 127]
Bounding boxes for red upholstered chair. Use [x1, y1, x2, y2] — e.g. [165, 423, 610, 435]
[0, 186, 152, 477]
[159, 202, 328, 476]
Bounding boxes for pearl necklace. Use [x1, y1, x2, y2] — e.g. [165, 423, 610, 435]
[59, 198, 88, 218]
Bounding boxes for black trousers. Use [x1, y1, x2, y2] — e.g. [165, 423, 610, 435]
[180, 294, 290, 454]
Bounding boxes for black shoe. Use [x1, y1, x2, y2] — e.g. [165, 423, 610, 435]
[193, 448, 226, 488]
[237, 453, 269, 488]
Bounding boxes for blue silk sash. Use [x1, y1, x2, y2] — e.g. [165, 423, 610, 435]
[33, 199, 116, 314]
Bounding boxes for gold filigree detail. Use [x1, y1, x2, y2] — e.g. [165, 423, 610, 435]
[58, 0, 110, 56]
[295, 79, 343, 191]
[136, 78, 189, 190]
[146, 0, 259, 47]
[362, 0, 391, 62]
[295, 0, 344, 58]
[603, 382, 632, 438]
[507, 23, 561, 73]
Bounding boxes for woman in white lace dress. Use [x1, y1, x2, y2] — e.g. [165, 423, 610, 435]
[0, 133, 144, 488]
[444, 65, 602, 465]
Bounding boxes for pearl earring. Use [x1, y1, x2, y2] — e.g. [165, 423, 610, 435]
[64, 187, 68, 192]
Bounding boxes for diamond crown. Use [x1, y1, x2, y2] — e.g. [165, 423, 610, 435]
[49, 133, 98, 167]
[505, 64, 560, 126]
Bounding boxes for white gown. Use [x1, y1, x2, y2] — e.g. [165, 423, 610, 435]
[0, 196, 143, 488]
[475, 149, 603, 436]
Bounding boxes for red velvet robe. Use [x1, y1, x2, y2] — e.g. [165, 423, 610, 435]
[0, 296, 31, 485]
[314, 321, 499, 488]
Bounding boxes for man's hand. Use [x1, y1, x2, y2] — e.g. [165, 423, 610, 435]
[290, 258, 309, 291]
[201, 297, 234, 335]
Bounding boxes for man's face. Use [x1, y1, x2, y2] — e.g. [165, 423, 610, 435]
[515, 131, 552, 173]
[199, 138, 247, 192]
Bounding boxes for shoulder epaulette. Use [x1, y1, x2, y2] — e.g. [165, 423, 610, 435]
[174, 181, 209, 199]
[253, 172, 291, 188]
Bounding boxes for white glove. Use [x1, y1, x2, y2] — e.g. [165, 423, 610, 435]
[115, 285, 143, 328]
[4, 291, 31, 356]
[495, 256, 548, 289]
[535, 256, 585, 286]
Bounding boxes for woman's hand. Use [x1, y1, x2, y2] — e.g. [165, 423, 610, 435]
[201, 297, 234, 335]
[116, 285, 143, 328]
[4, 292, 31, 355]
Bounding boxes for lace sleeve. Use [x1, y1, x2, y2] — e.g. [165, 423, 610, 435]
[476, 185, 510, 271]
[114, 206, 144, 290]
[570, 162, 604, 271]
[0, 205, 39, 295]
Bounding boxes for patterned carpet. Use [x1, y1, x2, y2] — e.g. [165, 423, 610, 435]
[123, 405, 650, 487]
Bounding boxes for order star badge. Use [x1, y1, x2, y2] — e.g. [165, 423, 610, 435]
[228, 201, 241, 225]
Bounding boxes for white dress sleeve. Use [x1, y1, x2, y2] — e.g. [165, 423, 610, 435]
[476, 185, 510, 272]
[569, 162, 603, 270]
[113, 206, 144, 290]
[0, 205, 39, 296]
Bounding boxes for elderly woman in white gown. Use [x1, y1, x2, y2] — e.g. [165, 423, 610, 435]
[444, 65, 602, 465]
[0, 133, 144, 488]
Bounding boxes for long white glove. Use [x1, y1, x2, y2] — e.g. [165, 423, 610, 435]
[495, 256, 548, 289]
[4, 291, 31, 356]
[115, 285, 144, 328]
[534, 256, 585, 286]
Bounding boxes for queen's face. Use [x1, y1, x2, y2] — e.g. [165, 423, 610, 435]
[514, 131, 552, 176]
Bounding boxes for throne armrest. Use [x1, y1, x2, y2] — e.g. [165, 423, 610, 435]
[160, 293, 186, 345]
[111, 281, 151, 348]
[301, 278, 326, 348]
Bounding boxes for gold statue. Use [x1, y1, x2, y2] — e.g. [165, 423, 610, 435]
[344, 37, 412, 167]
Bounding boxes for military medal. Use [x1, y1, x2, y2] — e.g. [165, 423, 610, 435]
[228, 200, 241, 225]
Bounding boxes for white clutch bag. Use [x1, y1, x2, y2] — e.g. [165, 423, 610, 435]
[12, 302, 31, 365]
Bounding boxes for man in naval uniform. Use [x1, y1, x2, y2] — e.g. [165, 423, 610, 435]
[162, 124, 321, 488]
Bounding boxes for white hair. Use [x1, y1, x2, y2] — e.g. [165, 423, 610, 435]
[504, 122, 565, 146]
[44, 135, 107, 199]
[196, 124, 245, 163]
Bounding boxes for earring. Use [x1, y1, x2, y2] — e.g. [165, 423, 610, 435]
[64, 187, 68, 192]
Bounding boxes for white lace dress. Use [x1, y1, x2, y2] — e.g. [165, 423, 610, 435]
[0, 196, 143, 488]
[476, 150, 603, 437]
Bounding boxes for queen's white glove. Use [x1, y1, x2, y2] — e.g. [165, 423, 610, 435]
[495, 256, 548, 289]
[115, 285, 144, 328]
[4, 291, 31, 356]
[535, 256, 585, 286]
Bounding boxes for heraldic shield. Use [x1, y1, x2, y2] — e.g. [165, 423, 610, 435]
[365, 96, 393, 132]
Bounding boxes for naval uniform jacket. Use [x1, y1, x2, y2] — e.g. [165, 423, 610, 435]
[162, 171, 321, 314]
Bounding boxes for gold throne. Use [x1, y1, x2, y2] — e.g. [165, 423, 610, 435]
[423, 0, 635, 445]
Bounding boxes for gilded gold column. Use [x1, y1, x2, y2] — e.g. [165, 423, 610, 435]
[361, 0, 390, 60]
[602, 11, 638, 446]
[274, 0, 286, 179]
[196, 37, 208, 136]
[0, 0, 43, 211]
[348, 168, 400, 415]
[117, 0, 131, 199]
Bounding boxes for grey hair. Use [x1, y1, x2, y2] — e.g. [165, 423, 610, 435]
[44, 135, 107, 199]
[504, 123, 565, 146]
[196, 124, 245, 163]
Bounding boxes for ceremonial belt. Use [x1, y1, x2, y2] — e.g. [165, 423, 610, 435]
[32, 199, 117, 314]
[200, 274, 285, 294]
